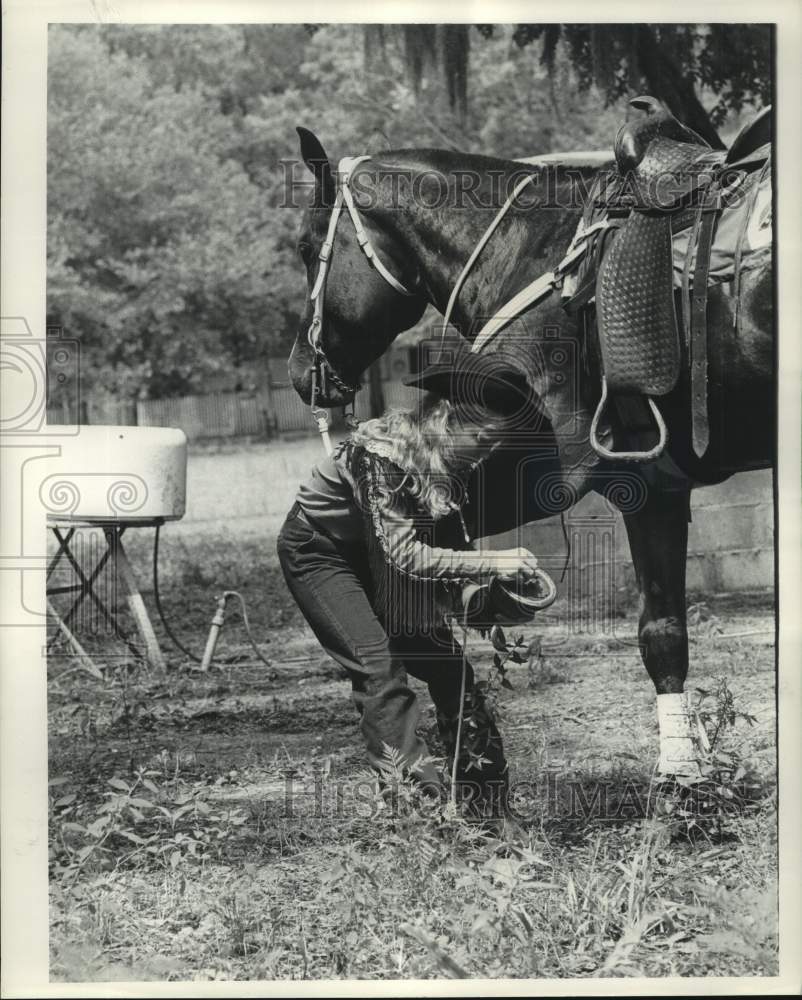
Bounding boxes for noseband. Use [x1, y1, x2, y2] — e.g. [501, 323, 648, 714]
[306, 155, 415, 408]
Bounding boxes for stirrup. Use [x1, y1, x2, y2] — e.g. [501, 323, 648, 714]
[590, 376, 668, 463]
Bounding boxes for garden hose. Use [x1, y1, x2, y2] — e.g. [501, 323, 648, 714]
[152, 524, 203, 663]
[197, 590, 274, 672]
[152, 524, 273, 671]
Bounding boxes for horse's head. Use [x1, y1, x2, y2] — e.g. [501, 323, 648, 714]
[288, 128, 428, 407]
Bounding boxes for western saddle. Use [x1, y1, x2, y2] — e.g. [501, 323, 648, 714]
[566, 96, 772, 463]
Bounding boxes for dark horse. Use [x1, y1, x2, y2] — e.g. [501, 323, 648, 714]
[288, 127, 773, 775]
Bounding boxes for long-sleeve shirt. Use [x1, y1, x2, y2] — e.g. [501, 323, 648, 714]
[295, 451, 503, 583]
[296, 453, 364, 545]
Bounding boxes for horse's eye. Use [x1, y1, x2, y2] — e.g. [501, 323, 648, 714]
[298, 242, 313, 261]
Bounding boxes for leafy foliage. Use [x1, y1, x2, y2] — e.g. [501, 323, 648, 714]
[496, 24, 770, 144]
[365, 24, 770, 146]
[48, 25, 306, 400]
[49, 768, 250, 881]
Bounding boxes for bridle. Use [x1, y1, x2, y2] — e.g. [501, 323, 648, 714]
[306, 154, 416, 430]
[303, 154, 611, 457]
[303, 153, 596, 455]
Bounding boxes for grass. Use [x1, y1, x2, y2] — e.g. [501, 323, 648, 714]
[46, 440, 778, 983]
[47, 736, 777, 981]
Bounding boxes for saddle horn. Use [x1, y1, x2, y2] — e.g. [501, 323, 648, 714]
[616, 96, 710, 174]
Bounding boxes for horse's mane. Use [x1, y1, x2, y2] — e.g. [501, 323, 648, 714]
[377, 148, 532, 174]
[368, 147, 611, 184]
[349, 147, 610, 218]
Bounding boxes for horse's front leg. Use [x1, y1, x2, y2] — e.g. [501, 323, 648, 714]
[622, 487, 700, 778]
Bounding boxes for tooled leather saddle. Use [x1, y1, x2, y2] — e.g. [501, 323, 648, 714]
[567, 96, 771, 463]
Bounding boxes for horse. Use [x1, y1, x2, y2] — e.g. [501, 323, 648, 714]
[287, 125, 774, 778]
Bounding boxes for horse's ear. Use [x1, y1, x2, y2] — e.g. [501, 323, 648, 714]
[297, 126, 335, 206]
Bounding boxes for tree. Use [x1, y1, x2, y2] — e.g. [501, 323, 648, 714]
[48, 26, 305, 400]
[363, 23, 771, 147]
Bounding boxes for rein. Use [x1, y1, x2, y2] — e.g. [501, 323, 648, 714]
[441, 173, 538, 336]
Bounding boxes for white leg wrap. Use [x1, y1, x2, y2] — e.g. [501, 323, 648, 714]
[656, 693, 701, 778]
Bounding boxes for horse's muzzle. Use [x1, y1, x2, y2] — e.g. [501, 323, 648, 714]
[288, 338, 355, 408]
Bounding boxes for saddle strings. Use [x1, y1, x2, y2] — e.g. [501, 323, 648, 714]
[559, 511, 571, 583]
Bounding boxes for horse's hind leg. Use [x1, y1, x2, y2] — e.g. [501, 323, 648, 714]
[622, 487, 701, 777]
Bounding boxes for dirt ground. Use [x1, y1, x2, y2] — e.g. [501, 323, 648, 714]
[45, 439, 778, 983]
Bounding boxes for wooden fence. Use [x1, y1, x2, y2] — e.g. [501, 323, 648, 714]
[136, 391, 269, 438]
[46, 397, 137, 427]
[46, 349, 422, 439]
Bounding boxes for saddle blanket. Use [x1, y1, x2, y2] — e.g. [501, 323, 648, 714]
[671, 163, 772, 285]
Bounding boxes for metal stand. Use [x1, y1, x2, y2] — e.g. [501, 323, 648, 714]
[46, 518, 166, 673]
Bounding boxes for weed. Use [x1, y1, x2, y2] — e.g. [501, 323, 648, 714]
[213, 892, 263, 956]
[477, 626, 541, 712]
[50, 770, 250, 882]
[687, 602, 724, 640]
[653, 677, 765, 840]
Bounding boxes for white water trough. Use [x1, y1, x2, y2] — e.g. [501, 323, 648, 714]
[45, 426, 188, 672]
[41, 425, 187, 522]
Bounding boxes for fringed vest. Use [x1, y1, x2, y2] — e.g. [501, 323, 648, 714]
[339, 439, 469, 637]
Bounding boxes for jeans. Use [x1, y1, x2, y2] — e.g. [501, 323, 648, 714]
[276, 503, 507, 802]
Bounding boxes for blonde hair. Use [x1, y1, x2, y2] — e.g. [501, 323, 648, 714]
[350, 397, 464, 519]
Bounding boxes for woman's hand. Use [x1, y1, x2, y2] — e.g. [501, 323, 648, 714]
[493, 548, 539, 583]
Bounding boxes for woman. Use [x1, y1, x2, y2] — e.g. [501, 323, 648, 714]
[276, 352, 538, 810]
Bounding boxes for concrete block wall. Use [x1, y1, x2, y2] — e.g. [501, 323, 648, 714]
[491, 469, 774, 601]
[179, 438, 773, 600]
